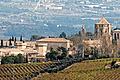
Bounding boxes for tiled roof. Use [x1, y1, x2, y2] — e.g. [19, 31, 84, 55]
[96, 17, 110, 24]
[37, 38, 69, 43]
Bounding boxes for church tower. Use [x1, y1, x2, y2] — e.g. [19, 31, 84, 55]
[95, 17, 112, 38]
[95, 17, 112, 48]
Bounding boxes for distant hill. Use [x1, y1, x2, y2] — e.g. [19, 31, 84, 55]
[0, 0, 120, 39]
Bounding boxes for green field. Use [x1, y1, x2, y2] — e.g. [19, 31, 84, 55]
[33, 58, 120, 80]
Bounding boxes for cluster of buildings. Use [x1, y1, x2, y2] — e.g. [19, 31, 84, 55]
[0, 38, 73, 62]
[0, 17, 120, 63]
[82, 17, 120, 57]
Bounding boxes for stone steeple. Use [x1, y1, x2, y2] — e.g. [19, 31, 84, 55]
[95, 17, 112, 38]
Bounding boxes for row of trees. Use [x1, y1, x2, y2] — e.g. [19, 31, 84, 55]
[9, 36, 23, 42]
[0, 36, 23, 47]
[84, 47, 103, 59]
[1, 54, 27, 64]
[30, 32, 67, 41]
[42, 52, 82, 74]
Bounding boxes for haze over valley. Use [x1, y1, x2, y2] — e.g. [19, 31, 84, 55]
[0, 0, 120, 39]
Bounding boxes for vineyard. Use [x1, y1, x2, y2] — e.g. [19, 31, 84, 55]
[0, 62, 55, 80]
[0, 58, 120, 80]
[0, 55, 82, 80]
[32, 58, 120, 80]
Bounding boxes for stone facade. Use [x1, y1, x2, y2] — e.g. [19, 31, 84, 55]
[82, 17, 113, 56]
[112, 28, 120, 48]
[95, 17, 112, 40]
[83, 17, 112, 47]
[36, 38, 73, 56]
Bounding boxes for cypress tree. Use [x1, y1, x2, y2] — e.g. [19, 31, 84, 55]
[1, 40, 3, 47]
[15, 37, 16, 42]
[14, 37, 17, 46]
[9, 38, 12, 46]
[11, 36, 14, 41]
[20, 35, 22, 41]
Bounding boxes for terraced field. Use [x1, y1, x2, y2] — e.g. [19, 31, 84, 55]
[0, 62, 55, 80]
[32, 58, 120, 80]
[0, 56, 82, 80]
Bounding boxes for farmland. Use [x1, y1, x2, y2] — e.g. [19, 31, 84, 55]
[0, 58, 120, 80]
[32, 58, 120, 80]
[0, 62, 55, 80]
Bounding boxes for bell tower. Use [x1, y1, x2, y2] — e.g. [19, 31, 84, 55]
[95, 17, 112, 38]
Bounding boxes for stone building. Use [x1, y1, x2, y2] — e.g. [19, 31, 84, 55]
[82, 17, 113, 57]
[0, 38, 74, 63]
[112, 28, 120, 48]
[94, 17, 113, 48]
[36, 38, 73, 56]
[113, 28, 120, 40]
[83, 17, 112, 48]
[95, 17, 112, 40]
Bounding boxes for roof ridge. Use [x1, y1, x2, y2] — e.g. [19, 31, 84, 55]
[37, 38, 69, 42]
[97, 17, 110, 24]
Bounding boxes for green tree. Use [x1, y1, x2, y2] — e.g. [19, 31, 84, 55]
[46, 52, 50, 60]
[14, 54, 25, 63]
[9, 38, 12, 46]
[59, 32, 66, 38]
[46, 50, 58, 61]
[57, 47, 67, 58]
[14, 37, 16, 42]
[20, 35, 23, 41]
[1, 54, 25, 64]
[11, 36, 14, 41]
[46, 47, 68, 61]
[1, 40, 3, 47]
[1, 55, 15, 64]
[30, 35, 39, 41]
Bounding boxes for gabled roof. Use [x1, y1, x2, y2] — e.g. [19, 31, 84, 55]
[37, 38, 70, 43]
[96, 17, 110, 24]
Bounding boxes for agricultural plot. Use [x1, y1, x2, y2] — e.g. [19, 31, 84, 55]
[33, 58, 120, 80]
[0, 62, 54, 80]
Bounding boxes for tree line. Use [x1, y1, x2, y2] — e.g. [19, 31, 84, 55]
[45, 47, 68, 61]
[1, 54, 27, 64]
[0, 35, 23, 47]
